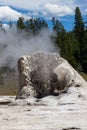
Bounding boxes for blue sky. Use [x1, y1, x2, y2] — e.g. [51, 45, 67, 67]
[0, 0, 87, 31]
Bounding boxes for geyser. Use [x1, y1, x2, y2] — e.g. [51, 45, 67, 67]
[16, 51, 87, 99]
[0, 29, 59, 69]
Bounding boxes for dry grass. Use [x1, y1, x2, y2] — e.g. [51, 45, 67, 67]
[0, 73, 19, 96]
[80, 72, 87, 81]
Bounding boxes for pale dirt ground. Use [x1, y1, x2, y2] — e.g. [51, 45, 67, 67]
[0, 87, 87, 130]
[0, 103, 87, 130]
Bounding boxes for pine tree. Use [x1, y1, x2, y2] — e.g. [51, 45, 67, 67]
[74, 7, 85, 64]
[81, 30, 87, 72]
[52, 17, 65, 33]
[17, 17, 25, 31]
[52, 18, 67, 56]
[52, 17, 77, 68]
[25, 18, 48, 35]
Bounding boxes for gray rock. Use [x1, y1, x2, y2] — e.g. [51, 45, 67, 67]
[16, 51, 87, 99]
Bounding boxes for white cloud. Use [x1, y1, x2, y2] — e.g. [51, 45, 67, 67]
[0, 0, 76, 17]
[0, 0, 76, 10]
[0, 6, 31, 21]
[0, 0, 45, 10]
[0, 6, 22, 21]
[42, 3, 73, 17]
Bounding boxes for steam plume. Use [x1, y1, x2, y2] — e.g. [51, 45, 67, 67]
[0, 28, 60, 69]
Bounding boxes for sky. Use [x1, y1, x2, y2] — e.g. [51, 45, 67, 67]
[0, 0, 87, 31]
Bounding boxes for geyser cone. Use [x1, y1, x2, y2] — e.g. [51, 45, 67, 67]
[16, 51, 87, 99]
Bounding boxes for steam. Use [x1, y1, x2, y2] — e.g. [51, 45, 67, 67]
[0, 27, 60, 69]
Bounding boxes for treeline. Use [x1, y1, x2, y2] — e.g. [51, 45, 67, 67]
[52, 7, 87, 72]
[0, 7, 87, 72]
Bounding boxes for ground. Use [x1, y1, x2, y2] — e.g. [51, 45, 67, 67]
[0, 93, 87, 130]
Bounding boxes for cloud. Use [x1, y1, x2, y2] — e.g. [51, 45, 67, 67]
[0, 6, 22, 21]
[0, 0, 76, 10]
[0, 6, 32, 21]
[0, 0, 45, 10]
[1, 0, 86, 20]
[42, 3, 73, 17]
[0, 0, 76, 17]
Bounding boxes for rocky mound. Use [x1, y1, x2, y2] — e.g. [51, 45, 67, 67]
[16, 51, 87, 100]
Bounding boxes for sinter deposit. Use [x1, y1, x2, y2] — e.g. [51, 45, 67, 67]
[16, 51, 87, 101]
